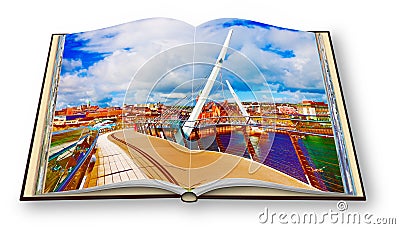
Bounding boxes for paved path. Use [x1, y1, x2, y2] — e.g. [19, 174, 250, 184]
[83, 131, 147, 189]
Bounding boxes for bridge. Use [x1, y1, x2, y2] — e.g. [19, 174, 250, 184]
[129, 115, 333, 191]
[122, 29, 336, 192]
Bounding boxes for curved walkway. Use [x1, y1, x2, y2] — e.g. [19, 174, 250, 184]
[83, 131, 147, 189]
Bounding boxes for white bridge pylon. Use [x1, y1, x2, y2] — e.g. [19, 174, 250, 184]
[225, 80, 256, 125]
[182, 29, 233, 137]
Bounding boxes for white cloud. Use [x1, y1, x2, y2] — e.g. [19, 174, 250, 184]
[196, 21, 324, 91]
[61, 58, 82, 71]
[57, 18, 195, 108]
[73, 18, 195, 54]
[56, 18, 326, 109]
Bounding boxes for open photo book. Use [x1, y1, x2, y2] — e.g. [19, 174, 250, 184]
[20, 18, 365, 202]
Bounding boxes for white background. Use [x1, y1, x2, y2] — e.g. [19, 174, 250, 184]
[0, 0, 399, 228]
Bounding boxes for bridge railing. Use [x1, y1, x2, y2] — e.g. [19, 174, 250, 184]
[132, 114, 331, 124]
[127, 114, 333, 138]
[53, 132, 99, 192]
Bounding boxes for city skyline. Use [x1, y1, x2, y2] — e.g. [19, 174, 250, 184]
[54, 99, 328, 110]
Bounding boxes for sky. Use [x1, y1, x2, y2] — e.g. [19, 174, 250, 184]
[56, 18, 326, 109]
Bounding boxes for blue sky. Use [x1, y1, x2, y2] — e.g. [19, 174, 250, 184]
[56, 18, 327, 109]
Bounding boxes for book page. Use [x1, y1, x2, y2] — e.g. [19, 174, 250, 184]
[184, 21, 356, 196]
[32, 19, 196, 196]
